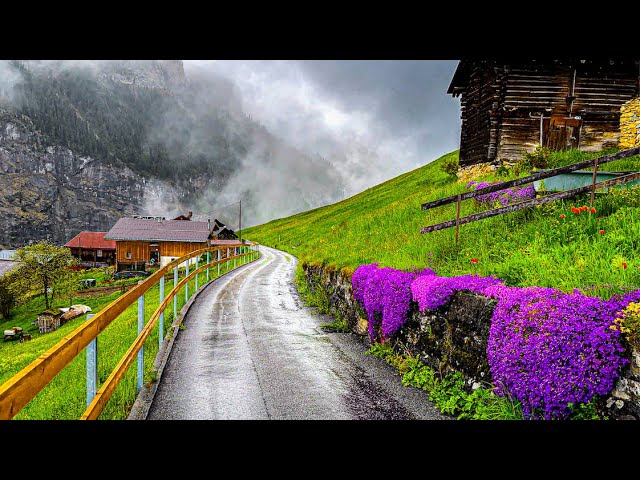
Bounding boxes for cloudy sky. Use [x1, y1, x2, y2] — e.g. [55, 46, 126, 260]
[183, 60, 462, 197]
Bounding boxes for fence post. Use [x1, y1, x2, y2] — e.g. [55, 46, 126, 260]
[173, 266, 178, 320]
[206, 251, 210, 282]
[217, 249, 221, 276]
[590, 157, 599, 210]
[86, 313, 97, 408]
[227, 248, 230, 272]
[455, 194, 462, 244]
[137, 280, 144, 394]
[159, 275, 164, 349]
[234, 247, 237, 269]
[195, 255, 199, 291]
[185, 260, 189, 302]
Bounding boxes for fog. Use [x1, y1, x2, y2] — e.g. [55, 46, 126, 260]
[183, 60, 461, 209]
[0, 60, 462, 229]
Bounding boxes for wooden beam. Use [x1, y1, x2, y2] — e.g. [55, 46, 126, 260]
[421, 172, 640, 234]
[0, 244, 255, 420]
[421, 146, 640, 211]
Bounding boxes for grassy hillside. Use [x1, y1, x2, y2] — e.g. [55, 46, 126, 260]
[244, 148, 640, 299]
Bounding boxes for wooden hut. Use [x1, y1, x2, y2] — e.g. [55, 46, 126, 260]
[104, 217, 236, 271]
[64, 231, 116, 267]
[447, 59, 640, 167]
[37, 309, 63, 334]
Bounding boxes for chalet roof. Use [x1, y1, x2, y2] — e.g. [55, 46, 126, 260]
[104, 218, 213, 243]
[64, 231, 116, 250]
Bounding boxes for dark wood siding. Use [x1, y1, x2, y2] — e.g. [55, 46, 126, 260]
[453, 60, 640, 166]
[458, 64, 500, 167]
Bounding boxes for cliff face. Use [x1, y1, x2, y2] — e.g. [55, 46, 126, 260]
[0, 110, 184, 248]
[0, 59, 345, 248]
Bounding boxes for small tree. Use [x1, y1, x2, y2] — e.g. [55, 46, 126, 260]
[9, 241, 78, 309]
[54, 269, 82, 307]
[0, 274, 15, 319]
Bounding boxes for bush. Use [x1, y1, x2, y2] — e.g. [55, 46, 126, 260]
[440, 156, 460, 176]
[514, 145, 551, 175]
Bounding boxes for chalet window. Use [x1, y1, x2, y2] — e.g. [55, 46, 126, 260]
[126, 251, 132, 259]
[96, 249, 103, 257]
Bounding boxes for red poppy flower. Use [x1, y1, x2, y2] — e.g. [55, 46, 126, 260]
[582, 205, 588, 212]
[622, 262, 628, 270]
[571, 207, 579, 214]
[559, 214, 566, 219]
[599, 229, 605, 235]
[590, 207, 596, 214]
[470, 258, 478, 264]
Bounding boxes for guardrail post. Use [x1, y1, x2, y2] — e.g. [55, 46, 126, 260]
[206, 251, 210, 282]
[195, 255, 199, 291]
[86, 313, 97, 408]
[137, 280, 144, 394]
[159, 275, 164, 348]
[185, 260, 189, 302]
[217, 249, 221, 275]
[173, 266, 178, 320]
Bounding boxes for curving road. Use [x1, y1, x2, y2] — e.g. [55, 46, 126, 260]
[146, 247, 447, 420]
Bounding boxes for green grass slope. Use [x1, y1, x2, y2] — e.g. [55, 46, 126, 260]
[244, 149, 640, 299]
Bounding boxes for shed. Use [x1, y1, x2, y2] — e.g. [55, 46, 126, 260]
[448, 59, 640, 167]
[37, 309, 63, 334]
[64, 231, 116, 267]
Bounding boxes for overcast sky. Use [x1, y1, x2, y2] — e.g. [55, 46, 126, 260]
[183, 60, 461, 197]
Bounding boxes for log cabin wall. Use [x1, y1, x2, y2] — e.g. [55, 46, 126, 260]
[573, 66, 639, 151]
[452, 60, 640, 166]
[497, 63, 573, 161]
[458, 64, 500, 167]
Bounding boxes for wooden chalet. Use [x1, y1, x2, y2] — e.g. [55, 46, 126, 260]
[104, 217, 237, 271]
[64, 231, 116, 267]
[448, 59, 640, 167]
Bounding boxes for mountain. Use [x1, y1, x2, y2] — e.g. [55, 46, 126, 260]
[0, 60, 344, 248]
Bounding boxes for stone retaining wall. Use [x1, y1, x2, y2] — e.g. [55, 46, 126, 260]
[301, 261, 640, 419]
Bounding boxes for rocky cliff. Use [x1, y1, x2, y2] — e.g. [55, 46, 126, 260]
[0, 60, 344, 248]
[0, 109, 185, 248]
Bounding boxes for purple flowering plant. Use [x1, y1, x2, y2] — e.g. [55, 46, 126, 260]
[467, 181, 536, 208]
[352, 262, 638, 419]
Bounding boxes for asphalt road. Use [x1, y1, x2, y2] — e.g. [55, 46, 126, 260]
[146, 246, 447, 420]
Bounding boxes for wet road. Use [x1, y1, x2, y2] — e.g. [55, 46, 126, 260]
[146, 247, 447, 420]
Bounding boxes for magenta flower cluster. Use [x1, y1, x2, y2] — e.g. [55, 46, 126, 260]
[351, 262, 638, 419]
[411, 273, 504, 312]
[467, 181, 536, 207]
[484, 285, 636, 419]
[352, 263, 433, 340]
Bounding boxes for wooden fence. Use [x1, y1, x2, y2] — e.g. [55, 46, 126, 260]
[420, 146, 640, 240]
[0, 243, 259, 420]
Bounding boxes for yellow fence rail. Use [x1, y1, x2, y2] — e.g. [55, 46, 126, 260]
[0, 243, 259, 420]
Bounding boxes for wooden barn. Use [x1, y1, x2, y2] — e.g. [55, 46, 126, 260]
[104, 217, 237, 271]
[64, 231, 116, 267]
[447, 59, 640, 167]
